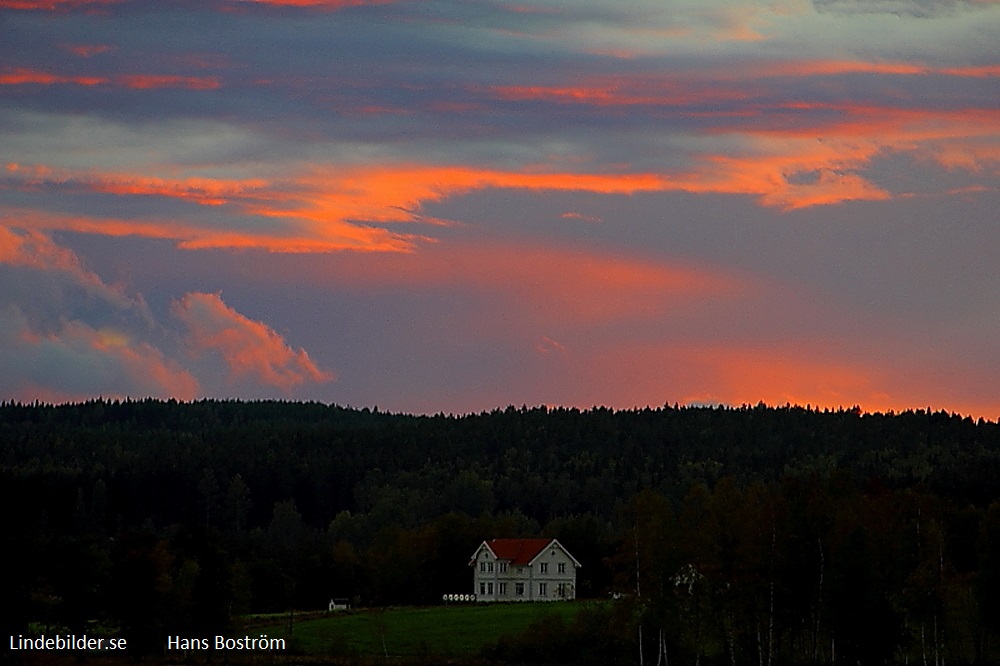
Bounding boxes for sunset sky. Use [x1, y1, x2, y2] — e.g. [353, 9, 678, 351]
[2, 0, 998, 417]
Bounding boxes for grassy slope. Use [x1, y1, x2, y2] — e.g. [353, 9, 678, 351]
[257, 602, 585, 657]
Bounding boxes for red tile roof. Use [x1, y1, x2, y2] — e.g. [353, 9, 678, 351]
[486, 538, 553, 565]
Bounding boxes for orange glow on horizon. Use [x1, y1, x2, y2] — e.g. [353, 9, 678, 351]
[677, 346, 1000, 423]
[594, 343, 1000, 423]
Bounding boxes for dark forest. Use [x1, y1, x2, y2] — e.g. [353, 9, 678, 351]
[3, 399, 1000, 664]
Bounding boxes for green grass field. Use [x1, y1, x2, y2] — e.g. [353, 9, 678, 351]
[253, 602, 587, 657]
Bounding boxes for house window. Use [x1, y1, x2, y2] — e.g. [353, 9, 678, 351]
[499, 582, 506, 595]
[480, 562, 486, 572]
[480, 583, 486, 595]
[539, 563, 548, 574]
[499, 562, 508, 573]
[556, 584, 566, 598]
[557, 562, 566, 574]
[539, 583, 547, 597]
[488, 583, 494, 595]
[488, 562, 494, 573]
[515, 583, 524, 596]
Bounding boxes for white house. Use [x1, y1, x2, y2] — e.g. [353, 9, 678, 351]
[469, 538, 581, 602]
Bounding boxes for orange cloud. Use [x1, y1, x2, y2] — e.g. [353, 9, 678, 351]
[11, 163, 671, 251]
[116, 75, 222, 90]
[4, 164, 267, 205]
[746, 60, 1000, 79]
[560, 211, 603, 223]
[7, 92, 995, 254]
[172, 292, 333, 391]
[674, 105, 999, 208]
[89, 175, 260, 205]
[266, 164, 671, 224]
[4, 205, 414, 254]
[489, 60, 998, 109]
[487, 77, 996, 207]
[6, 161, 672, 252]
[929, 140, 1000, 174]
[0, 225, 82, 271]
[687, 152, 893, 210]
[491, 81, 747, 107]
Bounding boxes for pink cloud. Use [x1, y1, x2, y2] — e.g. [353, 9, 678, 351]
[0, 306, 199, 402]
[62, 44, 113, 58]
[0, 67, 105, 86]
[0, 225, 143, 312]
[172, 292, 333, 391]
[534, 335, 567, 356]
[0, 68, 220, 90]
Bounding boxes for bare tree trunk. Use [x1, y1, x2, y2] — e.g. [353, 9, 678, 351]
[936, 541, 944, 666]
[933, 613, 939, 666]
[757, 624, 764, 666]
[922, 622, 928, 666]
[636, 523, 644, 666]
[766, 510, 776, 666]
[635, 522, 642, 598]
[814, 536, 824, 663]
[656, 629, 668, 666]
[768, 578, 775, 666]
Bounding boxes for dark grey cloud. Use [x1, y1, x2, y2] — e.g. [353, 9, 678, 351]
[813, 0, 988, 17]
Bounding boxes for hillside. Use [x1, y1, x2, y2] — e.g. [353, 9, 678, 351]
[3, 400, 1000, 663]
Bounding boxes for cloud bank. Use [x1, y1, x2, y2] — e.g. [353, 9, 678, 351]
[1, 0, 996, 416]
